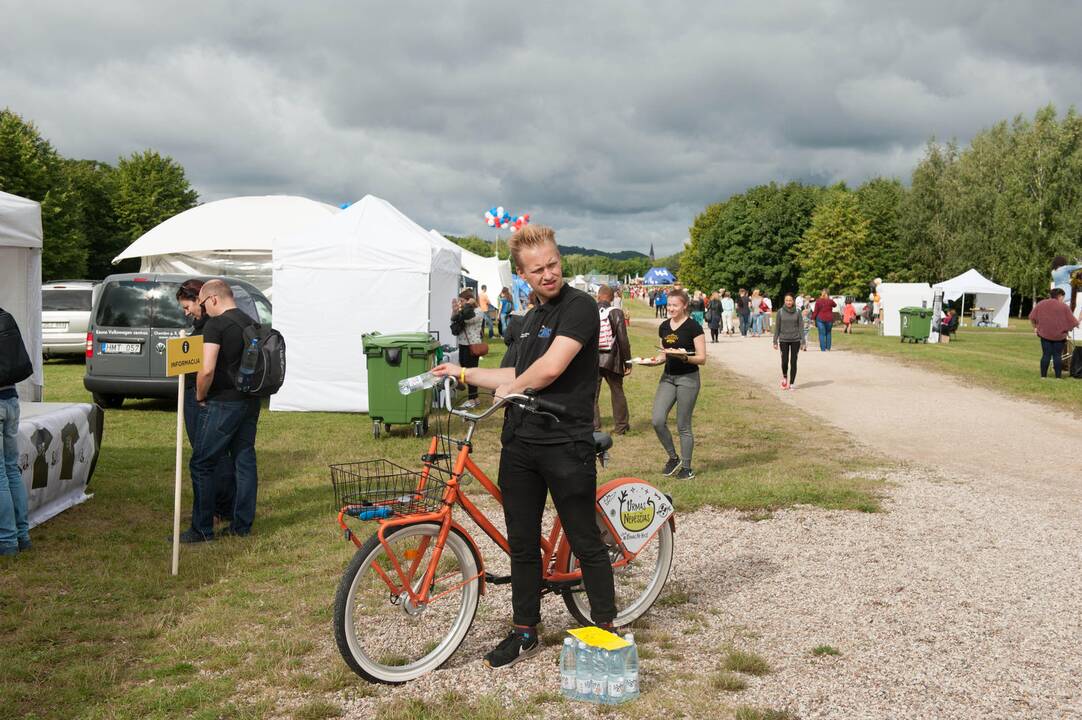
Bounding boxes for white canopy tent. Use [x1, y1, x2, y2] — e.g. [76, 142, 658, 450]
[429, 230, 514, 299]
[0, 192, 43, 400]
[878, 282, 933, 337]
[933, 269, 1011, 328]
[271, 195, 460, 412]
[112, 195, 341, 296]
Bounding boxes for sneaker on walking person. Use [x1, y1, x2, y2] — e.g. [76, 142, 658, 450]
[675, 467, 695, 480]
[484, 629, 542, 669]
[780, 376, 789, 390]
[662, 456, 681, 476]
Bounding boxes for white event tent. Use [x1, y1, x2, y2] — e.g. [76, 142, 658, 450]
[878, 282, 933, 337]
[0, 191, 43, 400]
[271, 195, 460, 413]
[429, 230, 514, 299]
[112, 195, 341, 296]
[933, 269, 1011, 328]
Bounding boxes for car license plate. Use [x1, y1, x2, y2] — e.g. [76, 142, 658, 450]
[43, 322, 67, 330]
[100, 342, 141, 355]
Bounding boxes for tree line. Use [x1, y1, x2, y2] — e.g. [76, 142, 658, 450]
[0, 109, 199, 280]
[682, 104, 1082, 311]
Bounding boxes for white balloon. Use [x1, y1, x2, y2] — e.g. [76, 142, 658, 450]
[497, 206, 504, 217]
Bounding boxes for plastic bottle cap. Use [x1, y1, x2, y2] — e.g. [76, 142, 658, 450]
[564, 638, 572, 645]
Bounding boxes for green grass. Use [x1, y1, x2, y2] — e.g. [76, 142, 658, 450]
[722, 647, 772, 676]
[733, 708, 798, 720]
[820, 318, 1082, 412]
[709, 671, 749, 692]
[0, 321, 882, 718]
[811, 644, 842, 657]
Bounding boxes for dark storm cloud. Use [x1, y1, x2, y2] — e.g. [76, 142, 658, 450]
[2, 1, 1081, 254]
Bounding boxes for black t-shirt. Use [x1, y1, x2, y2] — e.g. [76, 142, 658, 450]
[60, 421, 79, 480]
[659, 318, 703, 375]
[32, 428, 53, 489]
[202, 308, 249, 401]
[185, 314, 208, 384]
[735, 295, 750, 314]
[502, 283, 599, 444]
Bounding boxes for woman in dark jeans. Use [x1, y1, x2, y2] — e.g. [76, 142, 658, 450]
[452, 288, 484, 407]
[812, 289, 837, 351]
[1029, 288, 1079, 378]
[176, 280, 235, 522]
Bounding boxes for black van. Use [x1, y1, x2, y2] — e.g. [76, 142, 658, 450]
[83, 273, 271, 408]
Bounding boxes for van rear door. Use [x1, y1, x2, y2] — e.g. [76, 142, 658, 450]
[89, 280, 153, 378]
[148, 279, 190, 378]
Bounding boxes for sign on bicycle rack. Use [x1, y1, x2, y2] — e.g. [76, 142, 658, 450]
[597, 482, 673, 554]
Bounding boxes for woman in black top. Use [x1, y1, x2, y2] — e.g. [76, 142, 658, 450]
[648, 289, 707, 479]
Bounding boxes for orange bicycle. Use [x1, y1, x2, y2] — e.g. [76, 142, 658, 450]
[331, 379, 676, 683]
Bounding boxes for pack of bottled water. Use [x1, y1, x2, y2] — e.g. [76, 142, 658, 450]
[559, 634, 639, 704]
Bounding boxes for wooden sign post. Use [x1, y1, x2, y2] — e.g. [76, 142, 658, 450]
[166, 335, 203, 576]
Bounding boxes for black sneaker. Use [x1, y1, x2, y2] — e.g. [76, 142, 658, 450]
[662, 457, 681, 476]
[217, 525, 249, 538]
[675, 467, 696, 480]
[483, 631, 541, 669]
[169, 529, 214, 544]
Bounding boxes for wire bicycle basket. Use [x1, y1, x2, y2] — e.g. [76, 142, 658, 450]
[330, 459, 450, 519]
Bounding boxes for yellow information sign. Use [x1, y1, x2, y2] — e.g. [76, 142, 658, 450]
[567, 626, 631, 651]
[166, 335, 204, 377]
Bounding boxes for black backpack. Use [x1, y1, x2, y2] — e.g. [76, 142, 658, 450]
[0, 307, 33, 387]
[227, 314, 286, 396]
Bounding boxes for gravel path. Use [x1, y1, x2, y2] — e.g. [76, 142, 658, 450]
[334, 331, 1082, 719]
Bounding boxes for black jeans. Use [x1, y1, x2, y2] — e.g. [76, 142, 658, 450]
[1040, 337, 1065, 378]
[498, 437, 616, 627]
[457, 344, 479, 399]
[779, 341, 800, 384]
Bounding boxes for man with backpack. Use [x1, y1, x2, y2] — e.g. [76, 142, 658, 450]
[0, 307, 33, 556]
[594, 285, 632, 435]
[188, 280, 262, 542]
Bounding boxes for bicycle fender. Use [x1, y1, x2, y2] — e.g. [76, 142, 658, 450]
[595, 477, 676, 557]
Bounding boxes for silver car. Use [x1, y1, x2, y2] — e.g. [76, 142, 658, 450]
[42, 280, 98, 358]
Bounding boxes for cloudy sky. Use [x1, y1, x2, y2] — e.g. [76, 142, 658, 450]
[4, 1, 1081, 255]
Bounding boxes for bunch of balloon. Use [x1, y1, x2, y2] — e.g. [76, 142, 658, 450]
[484, 206, 512, 258]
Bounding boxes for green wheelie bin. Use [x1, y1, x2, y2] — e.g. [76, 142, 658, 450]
[899, 307, 932, 344]
[362, 332, 440, 438]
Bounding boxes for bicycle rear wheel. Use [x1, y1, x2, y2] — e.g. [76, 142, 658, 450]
[562, 511, 674, 627]
[334, 522, 481, 683]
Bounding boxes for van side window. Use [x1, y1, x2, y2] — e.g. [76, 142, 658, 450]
[96, 282, 151, 327]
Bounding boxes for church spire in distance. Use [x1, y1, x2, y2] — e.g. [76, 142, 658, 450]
[649, 243, 655, 265]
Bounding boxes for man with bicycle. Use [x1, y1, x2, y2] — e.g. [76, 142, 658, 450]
[433, 225, 616, 669]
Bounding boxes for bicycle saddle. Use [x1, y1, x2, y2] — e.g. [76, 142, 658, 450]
[593, 431, 613, 454]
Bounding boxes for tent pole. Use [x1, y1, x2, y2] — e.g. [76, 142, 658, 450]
[960, 294, 965, 327]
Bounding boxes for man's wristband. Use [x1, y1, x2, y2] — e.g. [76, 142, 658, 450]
[459, 368, 466, 385]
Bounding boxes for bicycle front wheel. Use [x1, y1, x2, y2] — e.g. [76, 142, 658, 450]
[334, 522, 481, 683]
[562, 512, 674, 627]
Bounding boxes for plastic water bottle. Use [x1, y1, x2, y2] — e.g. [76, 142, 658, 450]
[398, 370, 440, 395]
[574, 641, 591, 701]
[559, 638, 576, 698]
[591, 646, 607, 702]
[356, 506, 392, 521]
[237, 338, 260, 392]
[606, 646, 625, 704]
[623, 634, 639, 701]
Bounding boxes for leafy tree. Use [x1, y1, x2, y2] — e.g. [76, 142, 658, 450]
[0, 108, 87, 278]
[855, 177, 906, 281]
[112, 150, 198, 248]
[795, 191, 870, 297]
[896, 140, 960, 283]
[63, 159, 128, 278]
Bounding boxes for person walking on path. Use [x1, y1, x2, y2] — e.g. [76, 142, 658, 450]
[842, 298, 857, 334]
[431, 224, 616, 669]
[478, 285, 495, 339]
[721, 290, 736, 336]
[773, 293, 806, 390]
[1029, 288, 1079, 379]
[657, 289, 668, 318]
[498, 287, 514, 336]
[735, 288, 751, 337]
[0, 307, 32, 556]
[690, 291, 706, 326]
[650, 289, 707, 480]
[452, 288, 484, 407]
[813, 289, 837, 351]
[706, 291, 723, 342]
[594, 285, 632, 435]
[189, 280, 262, 541]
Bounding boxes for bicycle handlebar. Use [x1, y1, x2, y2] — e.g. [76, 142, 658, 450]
[438, 376, 561, 423]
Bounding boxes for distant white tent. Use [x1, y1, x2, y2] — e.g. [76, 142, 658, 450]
[0, 192, 43, 400]
[271, 195, 460, 412]
[933, 269, 1011, 328]
[878, 283, 933, 337]
[429, 230, 514, 300]
[112, 195, 341, 295]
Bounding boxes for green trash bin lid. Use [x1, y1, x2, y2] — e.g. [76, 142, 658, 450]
[362, 332, 440, 349]
[899, 307, 931, 317]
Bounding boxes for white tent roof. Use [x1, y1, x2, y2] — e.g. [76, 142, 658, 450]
[271, 195, 460, 412]
[429, 230, 514, 297]
[933, 269, 1010, 302]
[112, 195, 340, 262]
[0, 192, 44, 399]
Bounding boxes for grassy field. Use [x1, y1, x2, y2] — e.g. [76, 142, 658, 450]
[815, 317, 1082, 413]
[1, 321, 884, 720]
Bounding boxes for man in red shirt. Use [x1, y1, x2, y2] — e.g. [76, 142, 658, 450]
[812, 289, 837, 351]
[1029, 288, 1079, 378]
